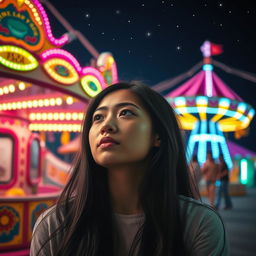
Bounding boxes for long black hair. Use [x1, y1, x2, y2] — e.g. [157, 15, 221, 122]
[39, 82, 199, 255]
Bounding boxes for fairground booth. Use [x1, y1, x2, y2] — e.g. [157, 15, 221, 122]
[0, 0, 118, 254]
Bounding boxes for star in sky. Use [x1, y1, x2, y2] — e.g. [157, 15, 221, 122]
[219, 3, 223, 7]
[146, 31, 152, 37]
[115, 10, 120, 15]
[176, 45, 182, 51]
[85, 13, 90, 19]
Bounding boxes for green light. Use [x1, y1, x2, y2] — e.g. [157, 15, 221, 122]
[0, 45, 38, 71]
[240, 159, 248, 185]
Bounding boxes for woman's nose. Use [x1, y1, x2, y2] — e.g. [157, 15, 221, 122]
[100, 118, 117, 134]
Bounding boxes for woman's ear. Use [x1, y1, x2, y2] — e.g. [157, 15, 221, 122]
[153, 134, 161, 147]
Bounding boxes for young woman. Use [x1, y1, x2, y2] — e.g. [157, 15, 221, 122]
[30, 82, 228, 256]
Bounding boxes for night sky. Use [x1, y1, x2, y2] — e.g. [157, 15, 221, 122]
[45, 0, 256, 151]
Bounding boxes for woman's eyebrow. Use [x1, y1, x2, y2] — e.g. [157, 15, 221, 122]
[95, 102, 140, 112]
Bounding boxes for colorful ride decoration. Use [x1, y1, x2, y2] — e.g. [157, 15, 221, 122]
[0, 0, 119, 254]
[165, 41, 255, 169]
[0, 0, 118, 101]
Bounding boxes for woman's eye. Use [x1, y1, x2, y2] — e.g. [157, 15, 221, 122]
[119, 109, 134, 116]
[93, 114, 103, 122]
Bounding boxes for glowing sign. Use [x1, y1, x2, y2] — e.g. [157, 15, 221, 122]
[80, 67, 106, 97]
[43, 58, 79, 85]
[41, 49, 82, 73]
[0, 45, 38, 71]
[0, 0, 45, 51]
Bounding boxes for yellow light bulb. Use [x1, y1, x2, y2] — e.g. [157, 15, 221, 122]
[66, 96, 74, 105]
[18, 82, 26, 90]
[9, 84, 15, 93]
[3, 86, 9, 94]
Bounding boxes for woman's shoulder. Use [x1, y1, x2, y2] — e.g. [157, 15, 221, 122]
[32, 204, 59, 235]
[33, 200, 72, 235]
[178, 195, 229, 255]
[178, 195, 223, 223]
[30, 202, 71, 255]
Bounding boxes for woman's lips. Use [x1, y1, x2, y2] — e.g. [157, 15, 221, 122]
[98, 137, 119, 148]
[99, 142, 118, 149]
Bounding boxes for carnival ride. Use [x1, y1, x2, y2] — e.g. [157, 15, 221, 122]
[0, 0, 118, 254]
[154, 41, 255, 185]
[165, 41, 255, 169]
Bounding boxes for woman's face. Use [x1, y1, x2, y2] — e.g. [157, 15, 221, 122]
[89, 89, 159, 168]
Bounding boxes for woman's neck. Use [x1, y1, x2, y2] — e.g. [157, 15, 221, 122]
[108, 164, 145, 215]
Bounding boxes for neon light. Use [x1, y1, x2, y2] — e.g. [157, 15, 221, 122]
[240, 159, 248, 184]
[29, 112, 84, 121]
[29, 123, 82, 132]
[174, 97, 186, 106]
[0, 97, 68, 110]
[198, 120, 207, 165]
[41, 49, 82, 73]
[203, 64, 213, 71]
[80, 67, 106, 97]
[18, 82, 26, 90]
[187, 121, 199, 162]
[219, 98, 230, 108]
[32, 0, 69, 46]
[80, 75, 103, 97]
[209, 121, 219, 159]
[0, 84, 16, 95]
[237, 102, 247, 113]
[191, 134, 225, 143]
[196, 96, 208, 105]
[66, 96, 74, 105]
[0, 45, 38, 71]
[43, 58, 79, 84]
[248, 109, 255, 119]
[24, 0, 42, 25]
[205, 69, 213, 97]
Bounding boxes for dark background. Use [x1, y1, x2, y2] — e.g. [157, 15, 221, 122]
[44, 0, 256, 152]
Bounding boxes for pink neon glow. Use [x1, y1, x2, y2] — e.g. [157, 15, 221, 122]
[166, 70, 243, 100]
[205, 69, 213, 97]
[81, 66, 106, 88]
[166, 71, 205, 97]
[33, 0, 69, 46]
[40, 49, 82, 73]
[0, 127, 19, 190]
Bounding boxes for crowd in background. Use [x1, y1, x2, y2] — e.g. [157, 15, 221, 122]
[190, 152, 233, 210]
